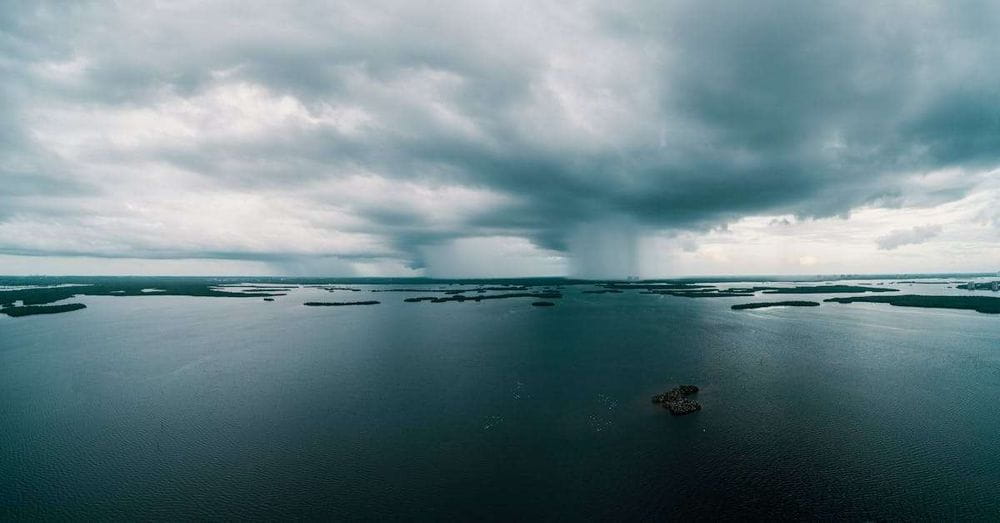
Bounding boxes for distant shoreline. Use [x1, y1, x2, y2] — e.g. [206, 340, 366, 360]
[1, 272, 998, 284]
[2, 277, 998, 318]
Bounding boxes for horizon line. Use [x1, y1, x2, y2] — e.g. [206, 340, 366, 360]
[2, 271, 998, 281]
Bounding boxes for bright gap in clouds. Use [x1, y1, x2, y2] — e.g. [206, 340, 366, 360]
[643, 171, 1000, 276]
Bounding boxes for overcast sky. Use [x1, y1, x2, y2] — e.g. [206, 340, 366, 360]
[2, 1, 998, 277]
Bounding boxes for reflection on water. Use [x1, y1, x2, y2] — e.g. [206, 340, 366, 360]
[1, 282, 998, 519]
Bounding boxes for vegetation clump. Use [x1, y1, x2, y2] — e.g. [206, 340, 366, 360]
[1, 303, 87, 317]
[732, 301, 821, 310]
[651, 385, 701, 415]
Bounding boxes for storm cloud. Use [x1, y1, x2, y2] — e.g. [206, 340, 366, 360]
[1, 1, 998, 276]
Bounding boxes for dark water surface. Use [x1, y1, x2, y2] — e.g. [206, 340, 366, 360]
[2, 282, 999, 519]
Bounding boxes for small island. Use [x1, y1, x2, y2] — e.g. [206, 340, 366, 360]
[402, 292, 561, 303]
[651, 385, 701, 415]
[303, 301, 380, 306]
[732, 301, 821, 310]
[531, 301, 555, 307]
[824, 295, 1000, 314]
[1, 303, 88, 317]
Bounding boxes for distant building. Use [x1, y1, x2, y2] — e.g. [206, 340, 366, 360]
[992, 281, 999, 292]
[967, 281, 977, 290]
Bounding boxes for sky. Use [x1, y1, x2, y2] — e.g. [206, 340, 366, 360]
[1, 1, 998, 278]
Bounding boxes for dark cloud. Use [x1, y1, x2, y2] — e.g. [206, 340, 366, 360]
[1, 1, 998, 274]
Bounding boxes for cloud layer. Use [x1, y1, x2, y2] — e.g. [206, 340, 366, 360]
[877, 225, 944, 251]
[1, 1, 998, 276]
